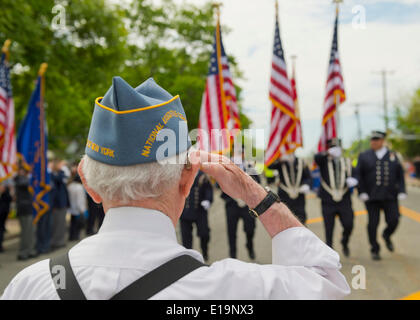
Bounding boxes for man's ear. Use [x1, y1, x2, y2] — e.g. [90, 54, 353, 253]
[178, 157, 200, 198]
[77, 159, 102, 204]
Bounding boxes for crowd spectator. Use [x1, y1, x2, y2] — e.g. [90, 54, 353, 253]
[86, 194, 105, 235]
[68, 174, 87, 241]
[14, 168, 37, 260]
[0, 183, 12, 253]
[50, 159, 70, 250]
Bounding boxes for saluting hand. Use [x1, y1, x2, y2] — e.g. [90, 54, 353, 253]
[188, 149, 266, 208]
[188, 149, 302, 238]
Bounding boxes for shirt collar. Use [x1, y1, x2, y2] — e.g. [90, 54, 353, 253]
[98, 206, 177, 242]
[375, 146, 388, 159]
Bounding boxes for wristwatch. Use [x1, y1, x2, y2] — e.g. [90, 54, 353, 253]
[248, 186, 281, 218]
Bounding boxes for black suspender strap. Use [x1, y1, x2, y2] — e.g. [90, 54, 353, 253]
[49, 253, 207, 300]
[49, 252, 87, 300]
[111, 255, 206, 300]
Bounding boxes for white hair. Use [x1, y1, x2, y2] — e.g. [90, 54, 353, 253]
[81, 152, 187, 202]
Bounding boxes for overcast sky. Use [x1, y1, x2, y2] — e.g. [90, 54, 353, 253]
[173, 0, 420, 155]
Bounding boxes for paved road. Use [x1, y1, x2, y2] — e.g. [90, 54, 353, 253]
[1, 186, 419, 299]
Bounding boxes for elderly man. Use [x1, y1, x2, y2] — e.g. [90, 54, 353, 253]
[2, 77, 350, 300]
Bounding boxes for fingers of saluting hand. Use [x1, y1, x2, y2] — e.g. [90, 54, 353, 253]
[188, 149, 233, 177]
[188, 149, 248, 200]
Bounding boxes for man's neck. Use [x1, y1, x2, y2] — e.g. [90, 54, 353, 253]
[102, 196, 180, 227]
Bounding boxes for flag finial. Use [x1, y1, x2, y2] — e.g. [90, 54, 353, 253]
[2, 39, 11, 61]
[38, 63, 48, 76]
[2, 39, 11, 53]
[333, 0, 343, 14]
[275, 0, 279, 16]
[212, 2, 222, 19]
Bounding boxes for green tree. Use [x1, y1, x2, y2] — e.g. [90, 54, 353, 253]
[390, 88, 420, 158]
[0, 0, 250, 160]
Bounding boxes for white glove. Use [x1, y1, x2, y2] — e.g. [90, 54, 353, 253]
[398, 193, 407, 201]
[201, 200, 211, 210]
[299, 184, 310, 194]
[236, 199, 247, 208]
[346, 177, 358, 188]
[359, 193, 369, 202]
[328, 146, 342, 158]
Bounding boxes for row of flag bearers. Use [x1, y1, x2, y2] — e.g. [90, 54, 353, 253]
[182, 131, 406, 261]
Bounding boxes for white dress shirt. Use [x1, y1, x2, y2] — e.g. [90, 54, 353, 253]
[1, 207, 350, 300]
[375, 146, 388, 160]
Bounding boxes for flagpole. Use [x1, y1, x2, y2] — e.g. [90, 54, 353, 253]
[333, 0, 343, 142]
[212, 2, 231, 153]
[38, 63, 48, 185]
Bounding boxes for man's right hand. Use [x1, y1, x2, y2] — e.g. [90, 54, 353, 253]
[189, 150, 302, 238]
[189, 150, 266, 208]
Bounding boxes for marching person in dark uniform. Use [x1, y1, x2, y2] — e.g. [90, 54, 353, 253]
[222, 152, 261, 260]
[315, 138, 358, 257]
[269, 153, 312, 224]
[180, 170, 213, 261]
[356, 131, 406, 260]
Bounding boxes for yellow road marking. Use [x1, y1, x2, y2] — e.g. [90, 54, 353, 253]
[306, 210, 367, 225]
[304, 204, 420, 301]
[400, 291, 420, 300]
[306, 206, 420, 225]
[400, 206, 420, 223]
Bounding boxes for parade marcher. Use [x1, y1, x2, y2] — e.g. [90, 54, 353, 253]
[356, 131, 407, 260]
[1, 77, 349, 300]
[180, 170, 213, 261]
[221, 151, 260, 260]
[269, 153, 312, 224]
[0, 184, 12, 253]
[314, 138, 357, 257]
[14, 168, 37, 260]
[68, 174, 87, 241]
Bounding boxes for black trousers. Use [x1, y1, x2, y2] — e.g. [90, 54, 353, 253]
[321, 200, 354, 248]
[180, 213, 210, 256]
[86, 199, 105, 235]
[225, 202, 256, 258]
[0, 209, 8, 250]
[277, 190, 306, 224]
[69, 215, 84, 241]
[365, 200, 400, 253]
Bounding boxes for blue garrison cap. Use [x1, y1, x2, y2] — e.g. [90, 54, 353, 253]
[86, 77, 190, 166]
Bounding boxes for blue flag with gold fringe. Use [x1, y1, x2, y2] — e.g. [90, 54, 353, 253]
[17, 67, 51, 223]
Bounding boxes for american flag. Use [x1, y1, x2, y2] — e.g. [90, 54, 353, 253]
[318, 10, 346, 151]
[198, 17, 240, 153]
[0, 46, 16, 181]
[265, 12, 297, 166]
[289, 59, 303, 149]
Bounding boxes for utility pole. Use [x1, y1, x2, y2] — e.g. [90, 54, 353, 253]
[373, 69, 394, 132]
[353, 103, 363, 153]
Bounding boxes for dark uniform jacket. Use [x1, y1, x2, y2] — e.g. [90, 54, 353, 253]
[14, 175, 32, 216]
[314, 152, 354, 204]
[356, 149, 405, 202]
[181, 171, 213, 221]
[51, 170, 70, 209]
[269, 158, 311, 209]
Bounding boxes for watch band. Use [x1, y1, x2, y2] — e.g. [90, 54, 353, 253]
[249, 186, 280, 217]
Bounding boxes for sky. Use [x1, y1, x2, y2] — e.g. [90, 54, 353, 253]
[172, 0, 420, 155]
